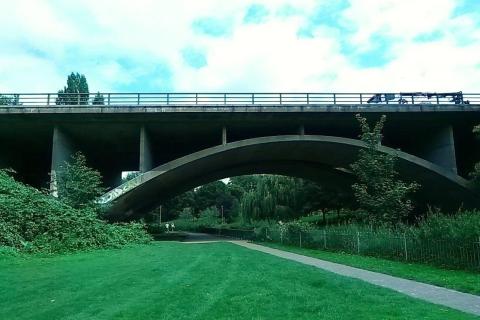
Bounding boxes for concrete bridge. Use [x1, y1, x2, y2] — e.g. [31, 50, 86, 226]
[1, 92, 480, 219]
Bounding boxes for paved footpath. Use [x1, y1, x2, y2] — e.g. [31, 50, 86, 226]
[232, 241, 480, 316]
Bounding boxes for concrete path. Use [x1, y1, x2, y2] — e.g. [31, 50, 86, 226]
[180, 232, 231, 244]
[232, 241, 480, 316]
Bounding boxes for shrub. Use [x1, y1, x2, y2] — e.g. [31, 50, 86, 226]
[56, 152, 106, 211]
[412, 209, 480, 243]
[0, 169, 151, 254]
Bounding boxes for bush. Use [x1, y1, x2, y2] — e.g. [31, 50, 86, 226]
[412, 209, 480, 243]
[56, 152, 106, 211]
[0, 169, 151, 254]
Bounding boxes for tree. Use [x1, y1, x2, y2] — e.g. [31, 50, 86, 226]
[92, 92, 105, 105]
[56, 152, 105, 211]
[350, 114, 419, 226]
[469, 124, 480, 190]
[56, 72, 89, 105]
[0, 94, 20, 106]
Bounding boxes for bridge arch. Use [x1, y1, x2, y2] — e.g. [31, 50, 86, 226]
[101, 135, 477, 220]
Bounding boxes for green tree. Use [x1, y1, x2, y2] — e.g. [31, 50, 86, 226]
[350, 114, 419, 226]
[92, 92, 105, 105]
[56, 72, 89, 105]
[0, 94, 19, 106]
[56, 152, 105, 211]
[469, 124, 480, 190]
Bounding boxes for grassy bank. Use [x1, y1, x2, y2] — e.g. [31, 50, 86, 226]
[259, 242, 480, 296]
[0, 242, 477, 319]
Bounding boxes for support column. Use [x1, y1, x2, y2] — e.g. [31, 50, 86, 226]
[424, 125, 457, 173]
[140, 126, 153, 172]
[298, 124, 305, 135]
[50, 126, 74, 195]
[222, 126, 227, 145]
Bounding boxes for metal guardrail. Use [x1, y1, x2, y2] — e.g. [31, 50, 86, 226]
[0, 92, 479, 107]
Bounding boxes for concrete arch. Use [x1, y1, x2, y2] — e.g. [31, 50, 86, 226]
[101, 135, 478, 220]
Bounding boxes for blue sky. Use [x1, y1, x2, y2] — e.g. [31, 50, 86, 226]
[0, 0, 479, 92]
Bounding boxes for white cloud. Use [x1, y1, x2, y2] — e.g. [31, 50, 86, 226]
[0, 0, 478, 93]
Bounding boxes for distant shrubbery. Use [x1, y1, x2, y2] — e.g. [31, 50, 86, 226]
[170, 206, 221, 231]
[0, 167, 151, 254]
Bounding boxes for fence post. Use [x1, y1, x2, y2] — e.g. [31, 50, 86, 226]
[356, 232, 360, 254]
[323, 230, 327, 249]
[299, 231, 302, 248]
[476, 236, 480, 269]
[47, 94, 50, 106]
[403, 233, 408, 261]
[280, 231, 283, 244]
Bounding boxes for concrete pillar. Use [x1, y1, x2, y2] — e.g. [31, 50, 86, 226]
[140, 126, 153, 172]
[298, 124, 305, 135]
[50, 126, 74, 195]
[222, 126, 227, 145]
[424, 125, 457, 173]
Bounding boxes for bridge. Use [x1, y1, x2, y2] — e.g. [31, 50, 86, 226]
[1, 92, 480, 219]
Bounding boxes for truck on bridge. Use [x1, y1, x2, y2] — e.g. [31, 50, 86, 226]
[367, 92, 469, 105]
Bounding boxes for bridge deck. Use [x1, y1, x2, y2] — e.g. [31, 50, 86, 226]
[1, 104, 480, 114]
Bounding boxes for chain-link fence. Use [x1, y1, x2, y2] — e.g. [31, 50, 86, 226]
[203, 227, 480, 271]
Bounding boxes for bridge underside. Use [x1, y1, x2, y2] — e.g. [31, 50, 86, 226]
[1, 106, 480, 219]
[103, 135, 478, 221]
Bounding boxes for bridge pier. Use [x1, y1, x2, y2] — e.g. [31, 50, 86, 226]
[420, 125, 458, 173]
[50, 126, 75, 195]
[140, 126, 153, 172]
[298, 125, 305, 135]
[222, 126, 227, 145]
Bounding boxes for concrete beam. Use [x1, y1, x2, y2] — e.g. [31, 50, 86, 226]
[222, 126, 227, 145]
[424, 125, 457, 173]
[140, 126, 154, 172]
[50, 126, 75, 195]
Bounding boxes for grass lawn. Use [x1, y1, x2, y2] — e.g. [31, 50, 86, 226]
[0, 242, 478, 320]
[260, 242, 480, 296]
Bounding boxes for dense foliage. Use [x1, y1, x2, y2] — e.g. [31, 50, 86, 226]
[92, 92, 105, 105]
[154, 175, 353, 228]
[56, 72, 90, 105]
[351, 115, 419, 226]
[0, 94, 19, 106]
[469, 124, 480, 190]
[0, 169, 151, 254]
[56, 152, 106, 211]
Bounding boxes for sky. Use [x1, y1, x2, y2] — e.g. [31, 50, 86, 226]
[0, 0, 479, 93]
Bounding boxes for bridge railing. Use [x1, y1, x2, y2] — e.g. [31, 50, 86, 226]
[0, 92, 479, 106]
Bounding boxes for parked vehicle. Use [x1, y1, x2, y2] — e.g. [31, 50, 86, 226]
[367, 92, 469, 104]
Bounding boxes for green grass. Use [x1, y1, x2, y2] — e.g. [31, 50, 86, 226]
[0, 242, 478, 320]
[259, 242, 480, 296]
